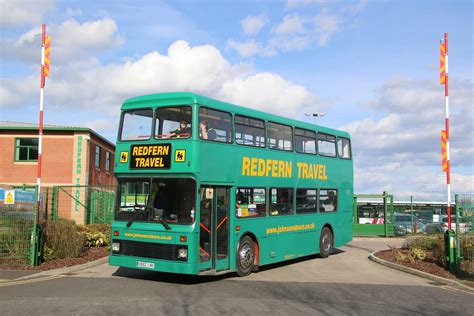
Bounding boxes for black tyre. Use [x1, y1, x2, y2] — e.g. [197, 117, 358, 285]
[236, 236, 255, 277]
[319, 227, 333, 258]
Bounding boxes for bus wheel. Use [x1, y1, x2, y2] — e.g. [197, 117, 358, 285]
[319, 227, 333, 258]
[236, 236, 255, 277]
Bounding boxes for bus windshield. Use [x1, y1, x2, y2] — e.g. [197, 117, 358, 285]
[121, 109, 153, 141]
[115, 178, 196, 224]
[155, 106, 192, 139]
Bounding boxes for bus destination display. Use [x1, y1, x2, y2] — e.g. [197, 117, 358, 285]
[130, 144, 171, 169]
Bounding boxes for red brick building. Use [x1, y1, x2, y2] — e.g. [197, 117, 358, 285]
[0, 121, 116, 223]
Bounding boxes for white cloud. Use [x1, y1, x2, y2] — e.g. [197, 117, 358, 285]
[1, 40, 315, 121]
[286, 0, 329, 9]
[1, 18, 124, 64]
[342, 77, 474, 195]
[273, 14, 307, 34]
[241, 15, 267, 35]
[226, 40, 276, 57]
[0, 0, 55, 26]
[230, 10, 343, 57]
[313, 11, 340, 45]
[218, 72, 314, 117]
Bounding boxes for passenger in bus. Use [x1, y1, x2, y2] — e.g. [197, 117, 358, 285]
[199, 120, 209, 139]
[321, 191, 336, 212]
[168, 120, 191, 138]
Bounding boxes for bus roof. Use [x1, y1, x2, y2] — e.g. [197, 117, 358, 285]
[121, 92, 350, 138]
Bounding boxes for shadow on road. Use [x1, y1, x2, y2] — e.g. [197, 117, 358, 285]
[257, 248, 345, 273]
[112, 248, 345, 284]
[112, 267, 232, 284]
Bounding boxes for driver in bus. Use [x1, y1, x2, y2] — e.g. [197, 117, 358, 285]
[168, 119, 191, 138]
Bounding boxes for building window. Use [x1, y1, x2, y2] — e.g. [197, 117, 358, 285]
[105, 151, 111, 172]
[235, 188, 266, 218]
[95, 146, 101, 168]
[269, 188, 294, 216]
[15, 138, 38, 161]
[319, 189, 338, 212]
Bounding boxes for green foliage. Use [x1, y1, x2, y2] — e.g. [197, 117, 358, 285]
[78, 224, 111, 246]
[404, 236, 438, 251]
[431, 234, 446, 265]
[84, 231, 107, 247]
[41, 220, 85, 260]
[410, 247, 427, 261]
[390, 245, 413, 263]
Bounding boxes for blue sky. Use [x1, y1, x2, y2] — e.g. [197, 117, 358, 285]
[0, 0, 472, 196]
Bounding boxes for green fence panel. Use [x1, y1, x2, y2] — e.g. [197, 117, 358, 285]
[0, 185, 36, 266]
[455, 193, 473, 276]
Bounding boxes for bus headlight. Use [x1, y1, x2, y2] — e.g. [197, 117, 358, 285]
[112, 242, 120, 253]
[177, 248, 188, 260]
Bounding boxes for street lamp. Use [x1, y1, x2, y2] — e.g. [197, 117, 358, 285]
[305, 113, 325, 125]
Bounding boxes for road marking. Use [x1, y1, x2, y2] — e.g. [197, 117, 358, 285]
[0, 275, 65, 287]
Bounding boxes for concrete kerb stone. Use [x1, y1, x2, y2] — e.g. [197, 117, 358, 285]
[15, 256, 109, 281]
[369, 252, 474, 293]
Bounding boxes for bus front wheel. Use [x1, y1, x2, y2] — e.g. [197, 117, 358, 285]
[236, 236, 255, 277]
[319, 227, 333, 258]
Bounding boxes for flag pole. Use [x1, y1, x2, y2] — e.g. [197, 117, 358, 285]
[443, 33, 451, 228]
[36, 24, 46, 226]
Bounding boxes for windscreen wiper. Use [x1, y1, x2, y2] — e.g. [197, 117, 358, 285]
[126, 205, 143, 227]
[158, 217, 171, 230]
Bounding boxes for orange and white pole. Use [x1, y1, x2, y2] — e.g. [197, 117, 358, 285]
[36, 24, 50, 223]
[440, 33, 451, 228]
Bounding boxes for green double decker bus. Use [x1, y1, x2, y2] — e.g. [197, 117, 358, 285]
[109, 92, 353, 276]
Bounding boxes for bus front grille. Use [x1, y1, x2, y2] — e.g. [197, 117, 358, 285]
[117, 239, 181, 261]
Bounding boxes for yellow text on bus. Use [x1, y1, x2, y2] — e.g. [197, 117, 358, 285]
[241, 157, 328, 180]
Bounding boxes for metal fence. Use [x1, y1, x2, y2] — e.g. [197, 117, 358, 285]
[41, 185, 115, 225]
[455, 193, 474, 276]
[0, 184, 115, 267]
[0, 185, 36, 266]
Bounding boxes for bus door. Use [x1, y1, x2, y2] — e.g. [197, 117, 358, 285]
[199, 186, 230, 272]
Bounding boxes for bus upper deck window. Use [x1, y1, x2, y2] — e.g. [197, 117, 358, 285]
[120, 109, 153, 141]
[155, 106, 192, 139]
[318, 133, 336, 157]
[198, 107, 232, 143]
[337, 137, 351, 159]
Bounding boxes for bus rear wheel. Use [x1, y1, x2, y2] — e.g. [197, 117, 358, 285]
[236, 236, 255, 277]
[319, 227, 333, 258]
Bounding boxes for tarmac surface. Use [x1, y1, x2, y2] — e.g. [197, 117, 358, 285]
[1, 237, 472, 315]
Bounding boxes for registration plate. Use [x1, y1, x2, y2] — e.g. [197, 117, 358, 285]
[136, 261, 155, 269]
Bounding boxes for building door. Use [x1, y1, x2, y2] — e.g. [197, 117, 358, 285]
[199, 186, 230, 272]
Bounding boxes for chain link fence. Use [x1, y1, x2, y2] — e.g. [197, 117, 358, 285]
[0, 184, 115, 267]
[40, 185, 115, 225]
[0, 184, 36, 266]
[455, 194, 473, 276]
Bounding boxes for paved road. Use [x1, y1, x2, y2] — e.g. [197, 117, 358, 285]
[0, 238, 472, 315]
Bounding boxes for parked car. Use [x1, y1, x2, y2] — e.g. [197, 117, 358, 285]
[424, 222, 444, 234]
[440, 215, 471, 233]
[393, 213, 425, 235]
